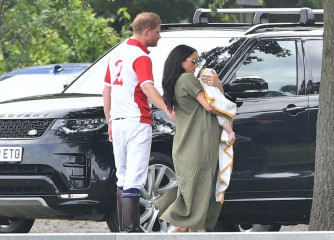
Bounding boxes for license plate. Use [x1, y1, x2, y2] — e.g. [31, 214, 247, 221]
[0, 147, 23, 162]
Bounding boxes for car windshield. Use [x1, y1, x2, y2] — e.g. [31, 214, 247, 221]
[0, 74, 76, 102]
[66, 35, 245, 95]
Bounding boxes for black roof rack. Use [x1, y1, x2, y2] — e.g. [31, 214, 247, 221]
[193, 8, 323, 26]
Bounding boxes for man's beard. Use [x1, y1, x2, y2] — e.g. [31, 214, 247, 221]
[148, 39, 158, 47]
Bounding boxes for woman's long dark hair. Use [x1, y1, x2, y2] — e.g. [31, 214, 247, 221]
[162, 45, 197, 112]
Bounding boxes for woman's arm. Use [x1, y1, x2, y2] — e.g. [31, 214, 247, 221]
[196, 91, 226, 116]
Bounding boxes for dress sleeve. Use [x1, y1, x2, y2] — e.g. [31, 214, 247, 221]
[180, 73, 203, 99]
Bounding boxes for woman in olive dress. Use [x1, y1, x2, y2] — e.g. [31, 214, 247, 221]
[155, 44, 226, 232]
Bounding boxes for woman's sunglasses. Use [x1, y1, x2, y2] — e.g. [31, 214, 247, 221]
[185, 59, 199, 65]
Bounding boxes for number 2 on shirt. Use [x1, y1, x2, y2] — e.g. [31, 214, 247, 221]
[113, 60, 123, 86]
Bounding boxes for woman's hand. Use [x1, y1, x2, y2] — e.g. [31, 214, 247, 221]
[201, 69, 221, 88]
[165, 107, 175, 121]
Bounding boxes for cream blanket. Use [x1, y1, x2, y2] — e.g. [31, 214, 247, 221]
[199, 68, 237, 203]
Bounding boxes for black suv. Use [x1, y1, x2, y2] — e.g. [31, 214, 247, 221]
[0, 8, 323, 233]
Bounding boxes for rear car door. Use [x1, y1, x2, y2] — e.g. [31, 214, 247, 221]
[223, 38, 310, 220]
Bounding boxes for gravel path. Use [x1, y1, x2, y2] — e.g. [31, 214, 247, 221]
[29, 220, 309, 233]
[30, 220, 110, 233]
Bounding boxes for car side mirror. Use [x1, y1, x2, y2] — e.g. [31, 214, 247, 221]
[225, 76, 268, 98]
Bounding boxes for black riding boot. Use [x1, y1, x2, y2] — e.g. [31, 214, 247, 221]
[122, 197, 141, 232]
[117, 188, 123, 232]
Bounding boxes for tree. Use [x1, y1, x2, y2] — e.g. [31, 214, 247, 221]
[207, 0, 322, 23]
[208, 0, 322, 11]
[88, 0, 204, 24]
[309, 0, 334, 230]
[0, 0, 130, 74]
[208, 0, 229, 16]
[88, 0, 209, 34]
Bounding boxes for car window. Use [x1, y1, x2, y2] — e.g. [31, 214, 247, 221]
[235, 40, 297, 97]
[305, 40, 322, 94]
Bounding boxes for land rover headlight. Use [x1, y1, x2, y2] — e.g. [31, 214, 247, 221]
[53, 118, 107, 134]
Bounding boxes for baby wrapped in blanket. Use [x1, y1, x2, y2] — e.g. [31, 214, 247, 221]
[199, 68, 237, 203]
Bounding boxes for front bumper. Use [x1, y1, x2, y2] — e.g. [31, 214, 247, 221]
[0, 127, 116, 220]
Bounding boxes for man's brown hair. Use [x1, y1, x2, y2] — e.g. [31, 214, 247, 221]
[132, 12, 162, 34]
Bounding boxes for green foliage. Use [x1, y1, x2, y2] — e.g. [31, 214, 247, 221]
[0, 0, 323, 75]
[88, 0, 205, 31]
[208, 0, 229, 16]
[207, 0, 323, 22]
[297, 0, 323, 8]
[0, 0, 131, 74]
[263, 0, 322, 8]
[208, 0, 322, 11]
[117, 7, 132, 38]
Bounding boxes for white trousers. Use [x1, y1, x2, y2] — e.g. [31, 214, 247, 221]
[112, 119, 152, 191]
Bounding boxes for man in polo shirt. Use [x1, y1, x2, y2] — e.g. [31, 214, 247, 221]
[103, 12, 173, 232]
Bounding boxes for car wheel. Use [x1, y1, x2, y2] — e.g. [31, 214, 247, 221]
[211, 221, 282, 232]
[139, 152, 177, 233]
[0, 218, 35, 233]
[208, 219, 240, 232]
[244, 224, 281, 232]
[105, 152, 177, 233]
[105, 202, 119, 232]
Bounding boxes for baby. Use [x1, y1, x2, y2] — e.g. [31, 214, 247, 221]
[200, 68, 237, 203]
[200, 68, 236, 144]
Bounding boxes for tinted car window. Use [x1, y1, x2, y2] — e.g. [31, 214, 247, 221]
[305, 40, 322, 94]
[235, 40, 297, 97]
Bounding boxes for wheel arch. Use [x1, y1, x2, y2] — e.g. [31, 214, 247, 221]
[151, 139, 173, 158]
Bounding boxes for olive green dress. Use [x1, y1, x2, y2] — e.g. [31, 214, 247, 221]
[155, 73, 222, 230]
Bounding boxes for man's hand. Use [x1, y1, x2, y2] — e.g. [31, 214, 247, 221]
[142, 82, 175, 121]
[108, 122, 112, 142]
[103, 85, 112, 141]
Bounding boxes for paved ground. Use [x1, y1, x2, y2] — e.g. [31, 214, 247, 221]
[30, 220, 110, 233]
[29, 220, 309, 233]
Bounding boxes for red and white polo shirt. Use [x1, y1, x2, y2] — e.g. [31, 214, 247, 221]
[104, 38, 154, 125]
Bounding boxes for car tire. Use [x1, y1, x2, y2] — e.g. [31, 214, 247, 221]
[139, 152, 177, 233]
[244, 224, 282, 232]
[105, 202, 119, 232]
[208, 219, 240, 232]
[0, 218, 35, 233]
[210, 221, 281, 232]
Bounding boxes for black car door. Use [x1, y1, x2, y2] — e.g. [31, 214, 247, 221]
[225, 39, 310, 203]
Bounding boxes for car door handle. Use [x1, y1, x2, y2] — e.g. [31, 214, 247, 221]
[283, 105, 306, 115]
